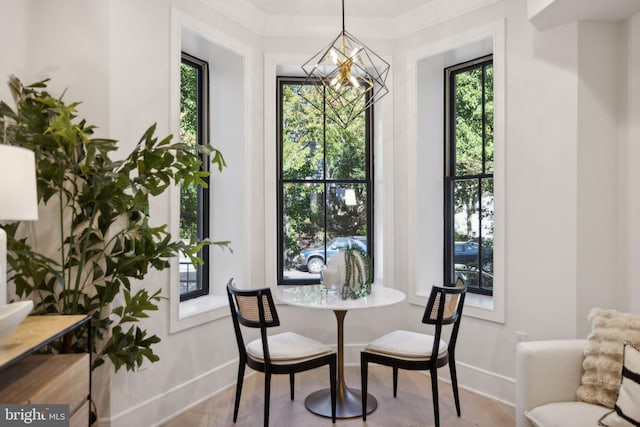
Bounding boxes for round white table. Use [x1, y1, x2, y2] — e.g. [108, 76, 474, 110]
[276, 284, 405, 419]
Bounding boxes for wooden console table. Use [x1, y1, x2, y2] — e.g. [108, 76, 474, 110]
[0, 315, 92, 427]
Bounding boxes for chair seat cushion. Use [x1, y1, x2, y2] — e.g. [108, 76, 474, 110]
[246, 331, 332, 364]
[525, 401, 609, 427]
[364, 330, 448, 360]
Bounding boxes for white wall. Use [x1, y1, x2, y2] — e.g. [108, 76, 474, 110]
[0, 1, 27, 103]
[0, 0, 114, 419]
[622, 11, 640, 314]
[106, 1, 261, 426]
[28, 0, 111, 131]
[504, 0, 580, 339]
[0, 0, 260, 425]
[576, 22, 621, 336]
[0, 0, 110, 129]
[398, 0, 581, 400]
[1, 0, 638, 425]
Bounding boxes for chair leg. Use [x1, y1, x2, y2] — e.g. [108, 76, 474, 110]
[264, 372, 271, 427]
[430, 367, 440, 427]
[289, 373, 295, 401]
[449, 357, 461, 416]
[330, 358, 337, 423]
[232, 363, 245, 422]
[361, 353, 368, 421]
[393, 366, 399, 397]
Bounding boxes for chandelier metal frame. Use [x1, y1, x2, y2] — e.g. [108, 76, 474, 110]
[300, 0, 390, 128]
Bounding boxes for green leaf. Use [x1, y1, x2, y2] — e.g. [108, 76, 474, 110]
[1, 75, 227, 373]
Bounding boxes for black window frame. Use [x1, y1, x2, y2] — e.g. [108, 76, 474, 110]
[276, 76, 374, 285]
[444, 55, 494, 296]
[180, 52, 211, 301]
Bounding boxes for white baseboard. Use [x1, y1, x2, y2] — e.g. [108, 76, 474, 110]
[448, 360, 516, 407]
[100, 358, 244, 427]
[342, 343, 515, 407]
[100, 343, 515, 426]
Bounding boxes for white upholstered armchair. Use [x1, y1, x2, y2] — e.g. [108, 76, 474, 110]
[515, 339, 609, 427]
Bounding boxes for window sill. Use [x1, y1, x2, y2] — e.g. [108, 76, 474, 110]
[464, 292, 494, 310]
[410, 290, 504, 324]
[180, 294, 226, 317]
[170, 294, 228, 334]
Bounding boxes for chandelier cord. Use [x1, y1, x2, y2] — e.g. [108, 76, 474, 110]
[341, 0, 345, 33]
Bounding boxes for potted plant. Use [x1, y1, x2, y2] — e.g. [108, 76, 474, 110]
[0, 76, 227, 371]
[341, 248, 372, 299]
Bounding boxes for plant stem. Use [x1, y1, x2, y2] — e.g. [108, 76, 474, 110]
[72, 205, 98, 313]
[58, 189, 68, 313]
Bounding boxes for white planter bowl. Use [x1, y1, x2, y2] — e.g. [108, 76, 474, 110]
[0, 300, 33, 342]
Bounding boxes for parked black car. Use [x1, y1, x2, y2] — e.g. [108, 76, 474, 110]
[454, 241, 493, 271]
[294, 236, 367, 274]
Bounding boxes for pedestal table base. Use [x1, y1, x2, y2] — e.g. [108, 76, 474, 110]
[305, 386, 377, 418]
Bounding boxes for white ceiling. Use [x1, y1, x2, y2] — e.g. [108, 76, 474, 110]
[204, 0, 500, 38]
[242, 0, 436, 19]
[204, 0, 640, 38]
[246, 0, 640, 22]
[528, 0, 640, 30]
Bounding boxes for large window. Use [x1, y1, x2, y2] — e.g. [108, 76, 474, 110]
[179, 52, 210, 300]
[277, 77, 373, 284]
[444, 55, 494, 295]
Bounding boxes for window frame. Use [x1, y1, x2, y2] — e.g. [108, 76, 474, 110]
[406, 22, 505, 324]
[444, 54, 494, 296]
[276, 76, 374, 286]
[179, 51, 211, 301]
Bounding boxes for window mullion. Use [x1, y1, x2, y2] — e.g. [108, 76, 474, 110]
[322, 85, 328, 260]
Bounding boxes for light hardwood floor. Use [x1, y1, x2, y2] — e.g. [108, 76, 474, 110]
[161, 366, 515, 427]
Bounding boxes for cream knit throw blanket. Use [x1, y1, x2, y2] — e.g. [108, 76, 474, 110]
[576, 308, 640, 408]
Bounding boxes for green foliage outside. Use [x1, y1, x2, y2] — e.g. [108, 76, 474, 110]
[179, 63, 199, 241]
[179, 62, 228, 243]
[453, 63, 494, 247]
[0, 76, 227, 372]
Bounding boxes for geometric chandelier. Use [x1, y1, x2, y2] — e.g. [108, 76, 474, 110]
[300, 0, 390, 128]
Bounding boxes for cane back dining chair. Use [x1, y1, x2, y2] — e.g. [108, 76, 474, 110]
[360, 280, 466, 426]
[226, 279, 337, 427]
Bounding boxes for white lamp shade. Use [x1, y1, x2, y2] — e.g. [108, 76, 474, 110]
[0, 145, 39, 221]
